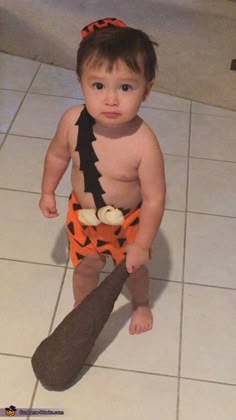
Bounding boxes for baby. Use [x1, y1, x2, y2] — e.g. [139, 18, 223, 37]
[39, 18, 166, 335]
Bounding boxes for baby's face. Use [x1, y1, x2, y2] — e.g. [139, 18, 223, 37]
[79, 58, 153, 128]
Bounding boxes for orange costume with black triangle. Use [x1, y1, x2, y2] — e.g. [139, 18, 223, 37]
[81, 17, 127, 39]
[67, 191, 141, 267]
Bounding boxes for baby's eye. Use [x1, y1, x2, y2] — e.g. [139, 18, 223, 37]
[121, 84, 132, 92]
[93, 82, 104, 90]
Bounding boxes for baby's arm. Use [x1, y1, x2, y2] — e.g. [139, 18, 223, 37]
[126, 132, 166, 272]
[39, 110, 72, 217]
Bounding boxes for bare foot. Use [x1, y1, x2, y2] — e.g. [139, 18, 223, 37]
[129, 305, 153, 335]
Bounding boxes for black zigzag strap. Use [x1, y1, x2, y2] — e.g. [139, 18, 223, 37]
[75, 107, 106, 208]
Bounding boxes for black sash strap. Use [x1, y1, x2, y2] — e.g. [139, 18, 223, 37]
[75, 107, 106, 208]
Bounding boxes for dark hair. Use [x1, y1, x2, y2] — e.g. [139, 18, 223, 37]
[76, 26, 158, 82]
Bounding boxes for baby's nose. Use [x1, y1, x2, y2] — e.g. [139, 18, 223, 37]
[105, 90, 119, 106]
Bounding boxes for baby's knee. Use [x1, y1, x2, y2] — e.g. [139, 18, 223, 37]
[128, 265, 149, 280]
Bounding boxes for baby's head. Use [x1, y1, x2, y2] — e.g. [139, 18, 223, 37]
[76, 22, 158, 83]
[76, 19, 158, 127]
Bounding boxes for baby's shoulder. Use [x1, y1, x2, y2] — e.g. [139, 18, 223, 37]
[53, 104, 84, 147]
[135, 118, 163, 161]
[136, 117, 158, 145]
[60, 104, 84, 127]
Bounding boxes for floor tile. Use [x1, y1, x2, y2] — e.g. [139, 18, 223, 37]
[0, 90, 25, 132]
[0, 133, 5, 145]
[0, 190, 68, 265]
[164, 154, 188, 211]
[179, 379, 236, 420]
[30, 63, 83, 98]
[190, 113, 236, 161]
[0, 135, 48, 192]
[34, 367, 177, 420]
[0, 52, 40, 90]
[148, 210, 185, 282]
[185, 213, 236, 288]
[0, 135, 71, 195]
[188, 158, 236, 217]
[145, 90, 191, 112]
[0, 260, 64, 356]
[0, 355, 36, 418]
[10, 93, 82, 139]
[54, 271, 181, 376]
[192, 101, 236, 119]
[102, 256, 115, 273]
[139, 107, 190, 156]
[181, 284, 236, 383]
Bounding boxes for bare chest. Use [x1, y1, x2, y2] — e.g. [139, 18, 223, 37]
[94, 137, 140, 180]
[71, 132, 141, 181]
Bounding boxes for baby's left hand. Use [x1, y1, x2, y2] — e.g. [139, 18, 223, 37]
[125, 243, 149, 274]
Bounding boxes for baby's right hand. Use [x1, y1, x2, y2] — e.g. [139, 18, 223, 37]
[39, 193, 59, 218]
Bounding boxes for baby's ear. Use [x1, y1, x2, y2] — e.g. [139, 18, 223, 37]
[143, 80, 154, 101]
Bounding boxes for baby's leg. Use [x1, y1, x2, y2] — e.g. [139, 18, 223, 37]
[73, 254, 106, 307]
[126, 265, 153, 335]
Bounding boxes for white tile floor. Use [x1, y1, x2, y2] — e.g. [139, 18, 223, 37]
[0, 52, 236, 419]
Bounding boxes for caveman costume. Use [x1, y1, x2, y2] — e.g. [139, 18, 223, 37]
[31, 19, 151, 391]
[66, 18, 143, 267]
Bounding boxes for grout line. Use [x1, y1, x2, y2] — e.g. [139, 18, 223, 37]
[0, 87, 35, 94]
[186, 210, 236, 220]
[0, 352, 30, 359]
[40, 265, 236, 291]
[0, 133, 6, 150]
[181, 281, 236, 291]
[0, 257, 68, 268]
[189, 155, 236, 165]
[164, 152, 236, 165]
[46, 264, 69, 336]
[190, 110, 236, 121]
[0, 187, 70, 199]
[141, 104, 190, 114]
[84, 363, 179, 379]
[1, 349, 236, 388]
[0, 88, 28, 93]
[181, 376, 236, 387]
[0, 96, 27, 152]
[2, 257, 236, 291]
[0, 63, 43, 152]
[2, 132, 52, 141]
[1, 186, 236, 220]
[176, 101, 193, 420]
[86, 364, 236, 388]
[27, 380, 40, 420]
[2, 89, 84, 101]
[180, 376, 236, 388]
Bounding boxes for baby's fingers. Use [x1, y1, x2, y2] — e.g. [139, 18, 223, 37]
[47, 208, 59, 217]
[41, 206, 59, 218]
